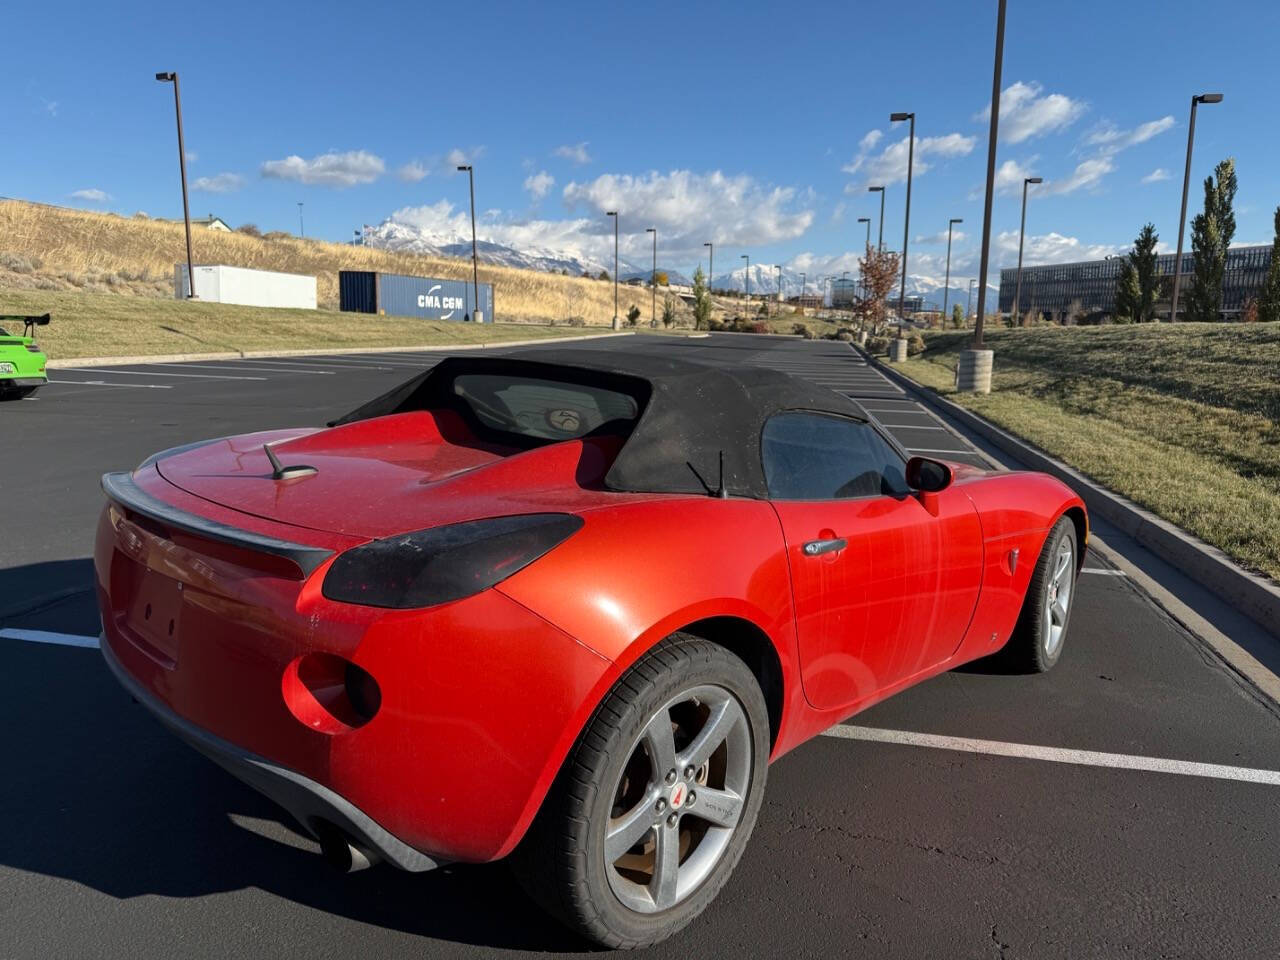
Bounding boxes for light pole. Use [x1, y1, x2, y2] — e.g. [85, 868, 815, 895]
[973, 0, 1007, 351]
[457, 165, 480, 321]
[1011, 177, 1043, 325]
[703, 242, 713, 294]
[741, 254, 750, 315]
[606, 211, 618, 327]
[775, 264, 782, 315]
[1170, 92, 1224, 322]
[799, 272, 806, 307]
[297, 202, 304, 238]
[646, 227, 657, 327]
[890, 111, 916, 322]
[868, 186, 886, 251]
[942, 217, 963, 325]
[967, 278, 977, 322]
[155, 71, 195, 299]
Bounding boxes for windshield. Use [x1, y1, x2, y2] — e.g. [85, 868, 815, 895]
[452, 373, 642, 442]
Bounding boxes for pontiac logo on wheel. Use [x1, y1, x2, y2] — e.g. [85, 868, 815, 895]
[670, 782, 687, 809]
[546, 408, 582, 432]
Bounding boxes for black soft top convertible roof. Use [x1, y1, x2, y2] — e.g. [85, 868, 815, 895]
[331, 349, 873, 499]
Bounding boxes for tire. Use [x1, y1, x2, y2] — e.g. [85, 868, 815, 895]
[0, 385, 38, 400]
[1001, 516, 1079, 673]
[513, 634, 770, 949]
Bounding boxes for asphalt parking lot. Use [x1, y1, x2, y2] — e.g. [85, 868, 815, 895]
[3, 333, 1279, 958]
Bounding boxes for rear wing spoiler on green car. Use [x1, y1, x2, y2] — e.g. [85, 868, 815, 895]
[0, 314, 51, 337]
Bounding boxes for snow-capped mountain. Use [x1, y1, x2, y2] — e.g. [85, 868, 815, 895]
[362, 218, 647, 279]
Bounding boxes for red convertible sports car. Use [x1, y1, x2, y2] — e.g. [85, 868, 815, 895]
[96, 350, 1086, 948]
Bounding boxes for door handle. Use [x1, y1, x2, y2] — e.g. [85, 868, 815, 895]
[802, 537, 847, 556]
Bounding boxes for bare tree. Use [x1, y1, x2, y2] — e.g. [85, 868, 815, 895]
[851, 245, 900, 334]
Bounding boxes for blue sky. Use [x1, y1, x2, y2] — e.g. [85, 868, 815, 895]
[4, 0, 1278, 285]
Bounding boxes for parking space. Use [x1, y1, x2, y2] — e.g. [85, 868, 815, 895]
[3, 332, 1279, 958]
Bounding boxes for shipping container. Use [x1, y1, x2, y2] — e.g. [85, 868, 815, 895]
[175, 264, 317, 309]
[339, 271, 494, 322]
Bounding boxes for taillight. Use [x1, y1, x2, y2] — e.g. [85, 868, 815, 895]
[321, 513, 584, 609]
[26, 344, 41, 352]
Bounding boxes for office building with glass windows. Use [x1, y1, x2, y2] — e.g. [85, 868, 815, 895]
[997, 244, 1272, 321]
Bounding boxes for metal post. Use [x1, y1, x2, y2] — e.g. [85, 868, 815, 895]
[458, 165, 480, 321]
[156, 71, 196, 299]
[1013, 177, 1042, 324]
[868, 186, 885, 252]
[775, 264, 782, 315]
[704, 242, 713, 295]
[892, 112, 915, 323]
[297, 202, 304, 238]
[1170, 93, 1222, 322]
[973, 0, 1006, 349]
[943, 217, 962, 323]
[741, 254, 750, 314]
[967, 278, 977, 320]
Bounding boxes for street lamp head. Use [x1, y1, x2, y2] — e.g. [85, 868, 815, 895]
[868, 185, 884, 194]
[703, 241, 712, 247]
[1026, 177, 1043, 185]
[645, 227, 655, 233]
[950, 217, 964, 224]
[889, 112, 913, 122]
[457, 165, 471, 172]
[155, 72, 175, 82]
[857, 217, 870, 223]
[1197, 93, 1224, 104]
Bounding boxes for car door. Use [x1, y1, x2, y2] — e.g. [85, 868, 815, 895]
[763, 412, 982, 712]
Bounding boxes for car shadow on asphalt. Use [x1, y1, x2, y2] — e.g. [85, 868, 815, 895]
[0, 561, 591, 954]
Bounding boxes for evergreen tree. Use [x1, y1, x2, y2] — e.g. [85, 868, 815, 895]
[692, 265, 713, 330]
[1187, 158, 1237, 322]
[1258, 206, 1280, 324]
[1115, 223, 1161, 322]
[951, 303, 964, 328]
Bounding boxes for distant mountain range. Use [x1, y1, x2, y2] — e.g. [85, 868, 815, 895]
[363, 216, 990, 309]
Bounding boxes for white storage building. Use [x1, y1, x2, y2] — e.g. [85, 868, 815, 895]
[175, 264, 317, 309]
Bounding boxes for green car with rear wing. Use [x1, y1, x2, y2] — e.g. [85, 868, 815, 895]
[0, 314, 50, 399]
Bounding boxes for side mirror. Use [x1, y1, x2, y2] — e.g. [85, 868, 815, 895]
[906, 456, 953, 494]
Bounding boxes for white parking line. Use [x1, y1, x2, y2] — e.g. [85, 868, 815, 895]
[0, 628, 99, 648]
[900, 446, 971, 455]
[820, 725, 1280, 787]
[57, 367, 266, 381]
[876, 422, 950, 431]
[1082, 568, 1127, 576]
[149, 362, 336, 376]
[47, 379, 173, 389]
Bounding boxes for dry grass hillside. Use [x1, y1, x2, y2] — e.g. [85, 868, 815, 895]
[0, 199, 629, 325]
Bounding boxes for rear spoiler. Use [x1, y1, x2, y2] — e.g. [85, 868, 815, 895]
[0, 313, 51, 337]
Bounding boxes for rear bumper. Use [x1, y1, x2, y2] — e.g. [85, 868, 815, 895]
[101, 635, 442, 872]
[0, 376, 45, 388]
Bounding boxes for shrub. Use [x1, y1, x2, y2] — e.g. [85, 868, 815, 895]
[750, 320, 770, 334]
[792, 322, 812, 338]
[866, 335, 889, 355]
[263, 230, 292, 241]
[626, 304, 641, 326]
[836, 331, 854, 342]
[907, 332, 925, 356]
[236, 223, 262, 238]
[1240, 298, 1259, 323]
[564, 315, 586, 327]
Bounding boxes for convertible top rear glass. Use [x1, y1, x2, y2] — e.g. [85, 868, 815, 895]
[331, 350, 874, 499]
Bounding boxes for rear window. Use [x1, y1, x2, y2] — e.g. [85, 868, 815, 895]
[452, 373, 642, 442]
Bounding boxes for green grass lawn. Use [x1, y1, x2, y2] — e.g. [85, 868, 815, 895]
[0, 288, 607, 360]
[894, 323, 1280, 583]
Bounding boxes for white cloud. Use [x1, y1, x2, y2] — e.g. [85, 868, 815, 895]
[976, 81, 1086, 144]
[523, 170, 554, 200]
[991, 157, 1041, 195]
[43, 99, 58, 117]
[562, 169, 812, 255]
[1084, 116, 1175, 151]
[553, 142, 592, 164]
[1141, 167, 1171, 184]
[841, 129, 886, 175]
[70, 188, 110, 203]
[388, 168, 813, 266]
[914, 229, 967, 245]
[191, 172, 245, 193]
[994, 229, 1122, 268]
[830, 200, 847, 224]
[397, 161, 429, 182]
[1045, 156, 1114, 195]
[445, 146, 485, 171]
[847, 132, 978, 188]
[184, 150, 198, 164]
[261, 150, 385, 187]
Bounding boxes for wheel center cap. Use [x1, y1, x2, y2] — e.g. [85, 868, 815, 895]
[669, 782, 687, 810]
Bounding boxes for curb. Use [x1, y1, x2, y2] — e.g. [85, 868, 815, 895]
[46, 331, 635, 369]
[862, 348, 1280, 643]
